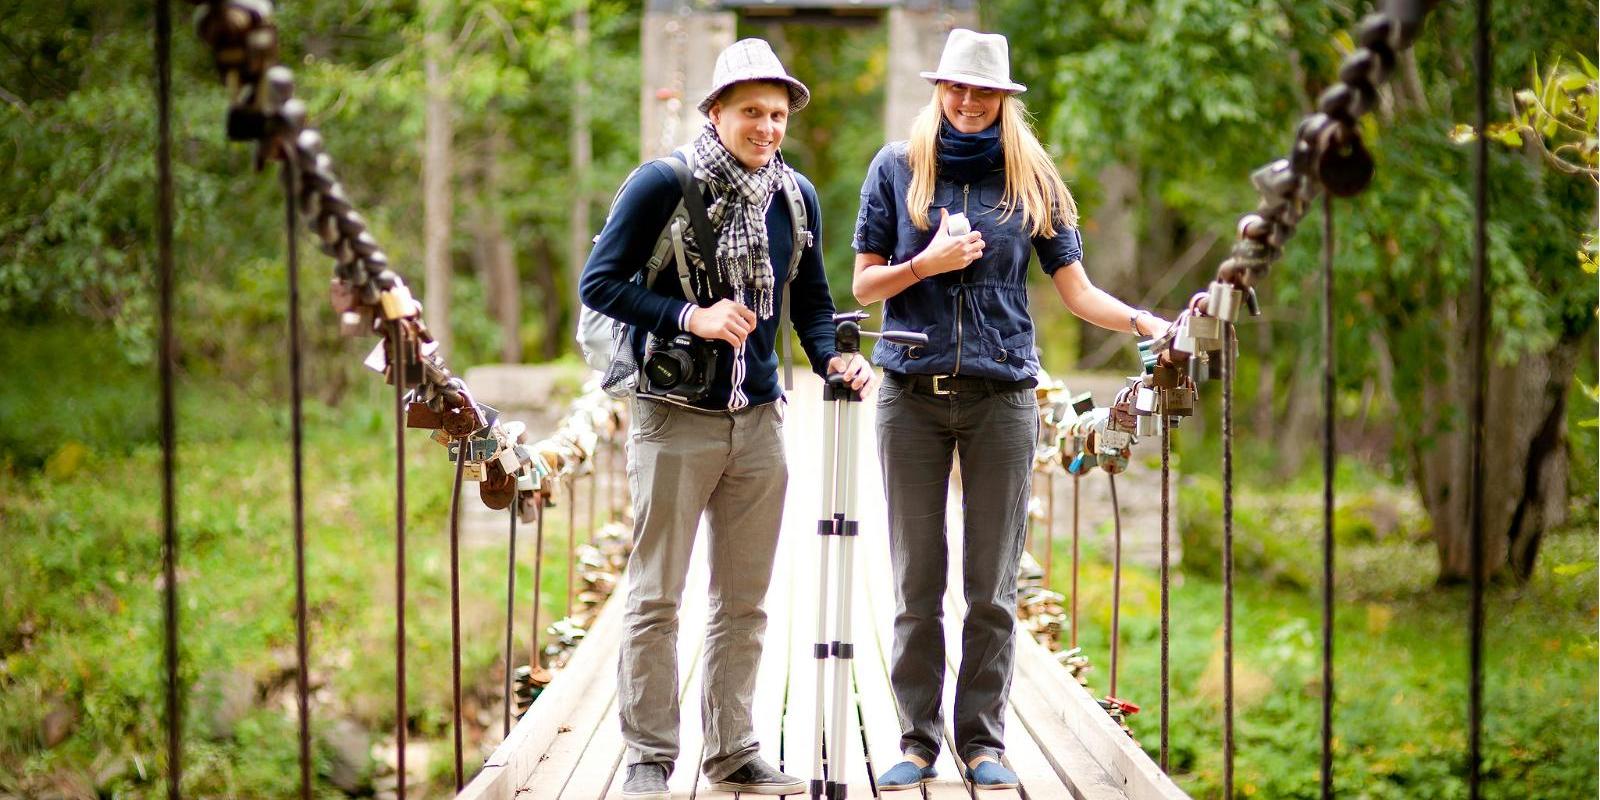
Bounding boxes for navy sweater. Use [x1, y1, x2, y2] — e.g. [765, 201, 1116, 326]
[578, 158, 839, 411]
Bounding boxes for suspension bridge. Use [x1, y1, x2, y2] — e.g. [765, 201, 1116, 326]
[145, 0, 1508, 798]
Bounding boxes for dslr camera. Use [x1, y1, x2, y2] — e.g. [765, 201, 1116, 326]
[640, 333, 716, 402]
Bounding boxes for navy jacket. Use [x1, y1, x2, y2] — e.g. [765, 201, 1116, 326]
[579, 158, 838, 411]
[853, 142, 1084, 381]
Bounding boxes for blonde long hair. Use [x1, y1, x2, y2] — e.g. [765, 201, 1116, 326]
[906, 83, 1078, 237]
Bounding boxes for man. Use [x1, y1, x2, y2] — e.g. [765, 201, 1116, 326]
[579, 38, 872, 799]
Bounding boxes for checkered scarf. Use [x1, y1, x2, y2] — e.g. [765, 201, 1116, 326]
[686, 123, 784, 319]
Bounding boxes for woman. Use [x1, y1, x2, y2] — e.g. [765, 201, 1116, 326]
[851, 29, 1170, 790]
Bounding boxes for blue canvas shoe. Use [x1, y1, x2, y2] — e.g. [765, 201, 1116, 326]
[876, 760, 937, 791]
[968, 759, 1019, 790]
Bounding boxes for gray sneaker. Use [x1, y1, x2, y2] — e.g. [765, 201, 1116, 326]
[709, 757, 806, 795]
[621, 762, 670, 800]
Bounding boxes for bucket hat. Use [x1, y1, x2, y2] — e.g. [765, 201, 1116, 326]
[920, 28, 1027, 94]
[698, 38, 811, 115]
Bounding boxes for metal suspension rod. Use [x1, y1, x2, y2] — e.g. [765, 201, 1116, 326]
[282, 153, 312, 800]
[448, 455, 466, 792]
[1468, 0, 1492, 794]
[567, 476, 577, 618]
[588, 449, 599, 544]
[504, 504, 518, 738]
[1320, 195, 1337, 800]
[1223, 326, 1236, 800]
[155, 1, 181, 795]
[1108, 472, 1123, 699]
[1045, 471, 1055, 590]
[1071, 474, 1080, 650]
[532, 502, 546, 678]
[1160, 391, 1171, 772]
[392, 322, 409, 800]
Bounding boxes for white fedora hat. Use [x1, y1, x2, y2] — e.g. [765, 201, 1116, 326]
[698, 38, 811, 115]
[920, 28, 1027, 94]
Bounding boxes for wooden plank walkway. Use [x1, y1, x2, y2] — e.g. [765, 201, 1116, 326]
[460, 376, 1187, 800]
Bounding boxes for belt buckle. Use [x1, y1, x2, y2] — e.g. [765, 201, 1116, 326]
[932, 374, 952, 395]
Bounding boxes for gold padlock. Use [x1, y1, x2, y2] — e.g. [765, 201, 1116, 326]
[380, 283, 417, 320]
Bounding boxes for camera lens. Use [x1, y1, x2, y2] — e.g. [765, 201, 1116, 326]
[645, 349, 693, 389]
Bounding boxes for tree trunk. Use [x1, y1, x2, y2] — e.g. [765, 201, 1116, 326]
[566, 0, 591, 360]
[1076, 163, 1138, 367]
[423, 0, 453, 358]
[530, 236, 565, 360]
[475, 125, 521, 364]
[1417, 304, 1579, 584]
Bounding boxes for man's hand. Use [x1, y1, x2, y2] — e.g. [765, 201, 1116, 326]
[827, 353, 875, 398]
[914, 208, 985, 277]
[686, 299, 758, 348]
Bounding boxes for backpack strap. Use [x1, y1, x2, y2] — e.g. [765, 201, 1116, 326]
[659, 146, 731, 304]
[778, 169, 809, 389]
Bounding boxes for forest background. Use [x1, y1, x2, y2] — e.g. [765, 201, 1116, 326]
[1, 0, 1595, 797]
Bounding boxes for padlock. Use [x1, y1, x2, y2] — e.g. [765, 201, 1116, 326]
[406, 401, 443, 430]
[1151, 363, 1181, 390]
[1208, 281, 1243, 323]
[380, 282, 418, 321]
[442, 393, 487, 438]
[479, 460, 516, 510]
[1172, 317, 1198, 355]
[1188, 315, 1223, 348]
[462, 461, 486, 482]
[1136, 413, 1160, 439]
[1099, 428, 1132, 451]
[1070, 392, 1095, 416]
[339, 308, 372, 338]
[1134, 386, 1158, 415]
[329, 278, 357, 314]
[497, 443, 521, 475]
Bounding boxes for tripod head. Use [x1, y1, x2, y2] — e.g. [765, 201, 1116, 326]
[831, 310, 928, 355]
[827, 311, 927, 401]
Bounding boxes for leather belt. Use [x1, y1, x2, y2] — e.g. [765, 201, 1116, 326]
[888, 371, 1037, 396]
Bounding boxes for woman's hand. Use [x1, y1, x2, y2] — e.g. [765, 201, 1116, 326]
[913, 208, 985, 277]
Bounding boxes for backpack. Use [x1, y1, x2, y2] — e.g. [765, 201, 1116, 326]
[576, 146, 812, 397]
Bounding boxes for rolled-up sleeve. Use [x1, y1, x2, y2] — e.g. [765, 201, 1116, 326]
[852, 145, 899, 258]
[1036, 224, 1084, 276]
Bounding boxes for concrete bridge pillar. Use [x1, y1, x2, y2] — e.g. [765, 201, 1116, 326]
[884, 0, 978, 140]
[641, 0, 737, 160]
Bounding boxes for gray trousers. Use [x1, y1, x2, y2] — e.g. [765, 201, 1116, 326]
[619, 396, 787, 780]
[875, 374, 1038, 765]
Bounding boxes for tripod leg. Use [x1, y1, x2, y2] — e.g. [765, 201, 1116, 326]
[811, 399, 840, 800]
[826, 397, 862, 800]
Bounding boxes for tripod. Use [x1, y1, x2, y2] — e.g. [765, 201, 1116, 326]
[812, 312, 926, 800]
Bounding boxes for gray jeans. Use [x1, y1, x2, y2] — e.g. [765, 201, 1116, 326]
[874, 374, 1037, 765]
[618, 396, 787, 780]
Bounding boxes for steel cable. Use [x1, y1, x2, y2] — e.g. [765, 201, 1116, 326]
[1321, 195, 1337, 799]
[155, 1, 181, 795]
[282, 152, 313, 800]
[1468, 0, 1492, 794]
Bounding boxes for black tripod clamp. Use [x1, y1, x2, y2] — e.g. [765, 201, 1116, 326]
[825, 311, 929, 402]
